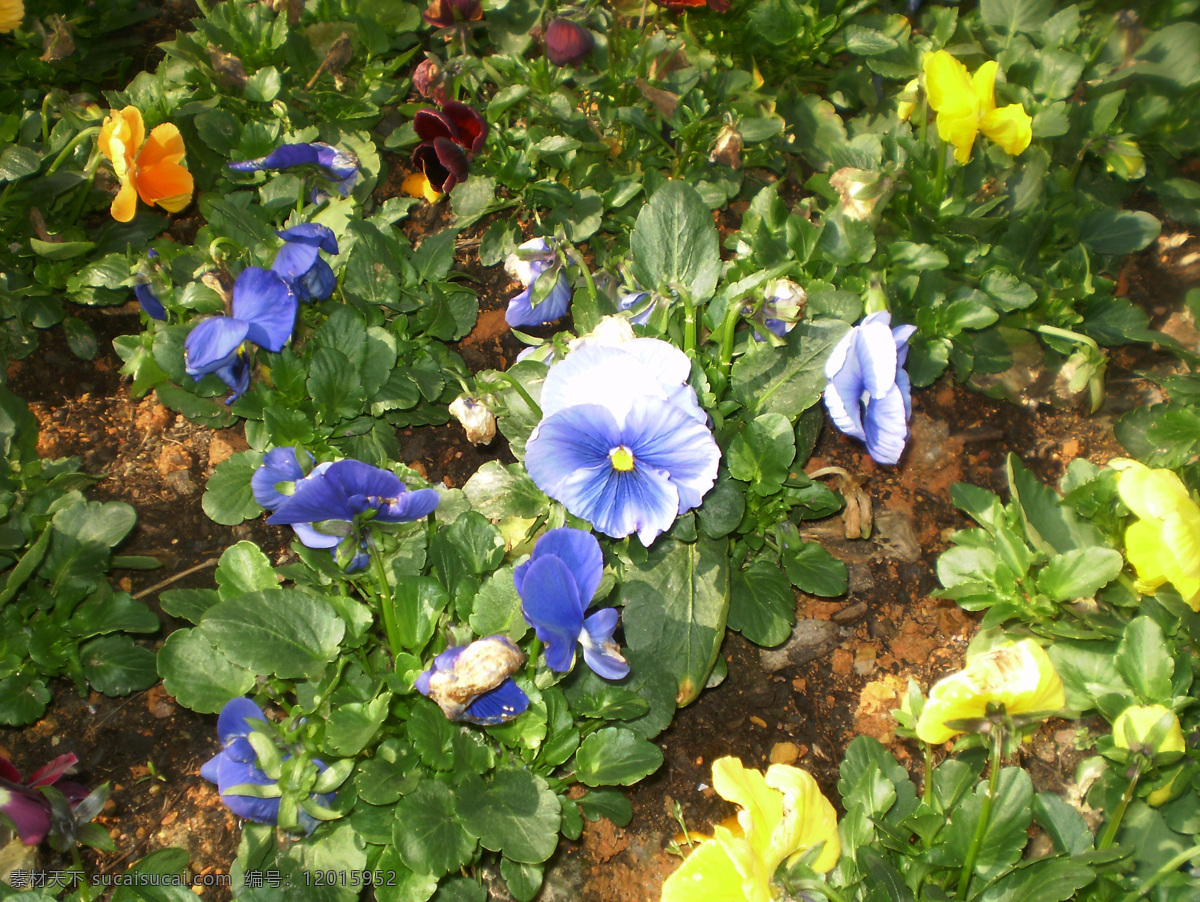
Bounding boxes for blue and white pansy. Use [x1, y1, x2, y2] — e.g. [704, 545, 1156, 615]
[504, 237, 572, 328]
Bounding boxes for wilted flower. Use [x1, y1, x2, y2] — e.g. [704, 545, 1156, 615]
[923, 50, 1032, 164]
[0, 754, 87, 846]
[823, 311, 915, 466]
[133, 249, 167, 321]
[422, 0, 482, 27]
[448, 395, 497, 445]
[228, 142, 359, 197]
[526, 338, 720, 545]
[411, 101, 487, 194]
[272, 223, 339, 302]
[97, 106, 194, 222]
[412, 58, 447, 103]
[1110, 459, 1200, 611]
[829, 167, 893, 221]
[0, 0, 24, 34]
[200, 698, 332, 832]
[544, 18, 594, 67]
[660, 757, 839, 902]
[745, 279, 806, 342]
[1112, 704, 1186, 757]
[415, 636, 529, 724]
[616, 291, 653, 327]
[515, 528, 629, 679]
[185, 267, 297, 402]
[915, 640, 1065, 745]
[709, 123, 743, 169]
[266, 459, 440, 571]
[505, 237, 573, 328]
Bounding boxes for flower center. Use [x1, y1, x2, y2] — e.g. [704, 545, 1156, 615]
[609, 446, 635, 472]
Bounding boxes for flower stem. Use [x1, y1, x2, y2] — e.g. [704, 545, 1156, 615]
[932, 138, 947, 212]
[1098, 761, 1141, 850]
[923, 740, 935, 807]
[500, 371, 542, 420]
[71, 846, 93, 902]
[45, 126, 101, 176]
[1114, 844, 1200, 902]
[718, 295, 741, 377]
[682, 289, 697, 355]
[956, 726, 1003, 899]
[367, 535, 404, 668]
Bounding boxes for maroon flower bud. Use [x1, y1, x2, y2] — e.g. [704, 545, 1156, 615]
[422, 0, 482, 28]
[413, 58, 446, 103]
[544, 18, 594, 67]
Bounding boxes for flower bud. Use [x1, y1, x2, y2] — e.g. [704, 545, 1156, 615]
[1112, 704, 1185, 756]
[544, 18, 594, 67]
[1100, 136, 1145, 181]
[413, 58, 446, 103]
[829, 168, 893, 221]
[448, 395, 496, 445]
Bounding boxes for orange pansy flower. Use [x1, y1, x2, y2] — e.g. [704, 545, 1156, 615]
[97, 107, 194, 223]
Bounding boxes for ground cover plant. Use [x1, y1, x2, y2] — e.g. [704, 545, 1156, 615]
[0, 0, 1198, 899]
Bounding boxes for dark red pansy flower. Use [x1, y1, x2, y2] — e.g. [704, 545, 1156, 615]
[544, 18, 594, 67]
[653, 0, 729, 10]
[412, 101, 488, 193]
[422, 0, 482, 27]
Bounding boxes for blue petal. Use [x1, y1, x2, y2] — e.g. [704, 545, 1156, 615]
[505, 269, 571, 328]
[854, 318, 899, 399]
[300, 259, 337, 302]
[214, 754, 281, 825]
[518, 555, 584, 672]
[217, 697, 268, 745]
[616, 291, 652, 326]
[514, 527, 603, 606]
[277, 223, 339, 255]
[313, 143, 360, 182]
[623, 398, 720, 515]
[823, 331, 867, 442]
[185, 317, 249, 379]
[229, 144, 323, 173]
[326, 460, 404, 505]
[581, 609, 630, 679]
[269, 470, 354, 525]
[134, 282, 166, 320]
[231, 267, 297, 353]
[376, 487, 441, 523]
[271, 241, 321, 285]
[288, 521, 345, 550]
[461, 679, 530, 725]
[252, 447, 312, 510]
[199, 753, 221, 786]
[864, 384, 909, 466]
[531, 271, 572, 317]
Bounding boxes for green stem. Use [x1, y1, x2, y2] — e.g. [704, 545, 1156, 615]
[682, 289, 697, 354]
[1098, 761, 1141, 850]
[957, 727, 1003, 899]
[932, 137, 947, 212]
[500, 371, 542, 420]
[718, 295, 741, 376]
[45, 126, 101, 176]
[1114, 844, 1200, 902]
[923, 741, 935, 808]
[367, 535, 404, 668]
[41, 94, 52, 148]
[71, 846, 93, 902]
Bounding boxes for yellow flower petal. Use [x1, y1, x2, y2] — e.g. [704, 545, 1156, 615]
[402, 171, 443, 204]
[0, 0, 24, 34]
[110, 180, 138, 223]
[981, 104, 1032, 156]
[921, 49, 1030, 163]
[765, 764, 841, 874]
[712, 757, 781, 883]
[660, 837, 749, 902]
[1112, 704, 1185, 755]
[924, 51, 977, 121]
[971, 60, 999, 115]
[1113, 458, 1200, 610]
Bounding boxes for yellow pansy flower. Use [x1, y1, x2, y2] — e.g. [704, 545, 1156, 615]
[661, 757, 839, 902]
[922, 50, 1032, 164]
[401, 171, 443, 204]
[915, 640, 1065, 745]
[1112, 704, 1186, 756]
[0, 0, 23, 33]
[1111, 458, 1200, 611]
[97, 107, 194, 223]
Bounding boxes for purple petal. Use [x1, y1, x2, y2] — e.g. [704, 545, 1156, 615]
[413, 108, 458, 144]
[412, 142, 452, 192]
[545, 18, 595, 67]
[277, 223, 339, 255]
[864, 384, 909, 466]
[441, 101, 488, 154]
[229, 144, 325, 173]
[376, 487, 440, 523]
[518, 555, 585, 672]
[432, 137, 469, 190]
[231, 267, 297, 353]
[213, 754, 281, 825]
[823, 332, 867, 442]
[312, 143, 359, 182]
[0, 784, 52, 845]
[271, 241, 321, 284]
[622, 398, 720, 514]
[134, 282, 166, 320]
[461, 679, 530, 725]
[617, 291, 652, 326]
[515, 528, 603, 606]
[24, 754, 78, 788]
[185, 317, 250, 379]
[580, 609, 630, 679]
[505, 270, 571, 328]
[252, 447, 312, 510]
[217, 698, 268, 745]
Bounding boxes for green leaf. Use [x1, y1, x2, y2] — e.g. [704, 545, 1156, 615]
[324, 694, 390, 756]
[68, 590, 158, 637]
[344, 220, 400, 307]
[245, 66, 282, 102]
[40, 501, 137, 601]
[80, 635, 158, 696]
[458, 770, 561, 863]
[157, 628, 255, 713]
[407, 700, 455, 770]
[393, 780, 477, 877]
[468, 566, 527, 641]
[1032, 793, 1095, 855]
[159, 588, 220, 624]
[0, 672, 51, 726]
[1115, 617, 1173, 702]
[202, 451, 265, 526]
[0, 145, 41, 181]
[371, 847, 439, 902]
[696, 471, 746, 539]
[728, 562, 795, 647]
[731, 319, 850, 420]
[30, 239, 95, 261]
[308, 346, 365, 424]
[1035, 548, 1122, 601]
[1048, 640, 1130, 712]
[782, 540, 848, 596]
[450, 176, 499, 229]
[1131, 22, 1200, 88]
[216, 541, 279, 599]
[620, 538, 729, 706]
[980, 0, 1052, 35]
[354, 738, 419, 806]
[62, 316, 98, 360]
[462, 462, 549, 519]
[393, 575, 451, 652]
[630, 182, 720, 301]
[1007, 455, 1104, 555]
[975, 858, 1096, 902]
[500, 858, 543, 902]
[727, 413, 796, 496]
[573, 727, 663, 787]
[1080, 210, 1161, 255]
[197, 590, 344, 679]
[943, 767, 1032, 882]
[576, 788, 632, 825]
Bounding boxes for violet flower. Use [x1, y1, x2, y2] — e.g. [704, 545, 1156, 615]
[504, 237, 572, 328]
[0, 754, 87, 846]
[228, 142, 359, 197]
[200, 698, 332, 832]
[823, 311, 916, 466]
[525, 338, 720, 545]
[514, 528, 628, 679]
[411, 101, 487, 194]
[271, 223, 339, 302]
[251, 446, 314, 511]
[133, 249, 166, 320]
[184, 267, 297, 402]
[415, 636, 529, 724]
[544, 18, 594, 67]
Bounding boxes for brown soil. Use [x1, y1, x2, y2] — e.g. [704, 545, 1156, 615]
[2, 206, 1197, 900]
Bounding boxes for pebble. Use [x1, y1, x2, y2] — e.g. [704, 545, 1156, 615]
[769, 742, 800, 765]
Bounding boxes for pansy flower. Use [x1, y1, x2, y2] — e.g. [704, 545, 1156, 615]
[266, 459, 439, 571]
[745, 279, 806, 342]
[251, 446, 314, 511]
[514, 528, 629, 679]
[923, 50, 1032, 164]
[823, 311, 915, 466]
[421, 0, 482, 27]
[544, 18, 594, 67]
[271, 224, 339, 302]
[228, 142, 359, 197]
[133, 249, 167, 321]
[1110, 458, 1200, 611]
[660, 757, 840, 902]
[1112, 704, 1186, 757]
[0, 754, 88, 846]
[200, 698, 332, 832]
[411, 101, 488, 194]
[617, 291, 653, 327]
[505, 238, 573, 328]
[525, 338, 720, 545]
[915, 640, 1065, 745]
[184, 267, 297, 402]
[0, 0, 24, 33]
[415, 636, 529, 724]
[97, 106, 194, 223]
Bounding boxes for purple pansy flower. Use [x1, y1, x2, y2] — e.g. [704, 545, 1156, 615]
[251, 446, 314, 511]
[544, 18, 594, 67]
[200, 698, 332, 832]
[415, 636, 529, 724]
[272, 224, 339, 302]
[228, 142, 359, 197]
[133, 249, 166, 320]
[411, 101, 487, 194]
[525, 338, 720, 545]
[823, 311, 916, 466]
[266, 459, 440, 571]
[514, 528, 628, 679]
[504, 238, 572, 328]
[0, 754, 88, 846]
[184, 267, 297, 403]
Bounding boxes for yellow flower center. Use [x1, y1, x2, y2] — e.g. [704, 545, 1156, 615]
[609, 446, 635, 472]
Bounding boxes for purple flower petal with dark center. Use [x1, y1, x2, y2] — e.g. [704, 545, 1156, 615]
[441, 101, 488, 154]
[544, 18, 595, 67]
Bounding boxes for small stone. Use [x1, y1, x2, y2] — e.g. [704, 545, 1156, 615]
[156, 445, 193, 477]
[759, 619, 839, 673]
[853, 644, 877, 676]
[749, 716, 767, 728]
[830, 648, 853, 675]
[769, 742, 800, 765]
[207, 431, 247, 469]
